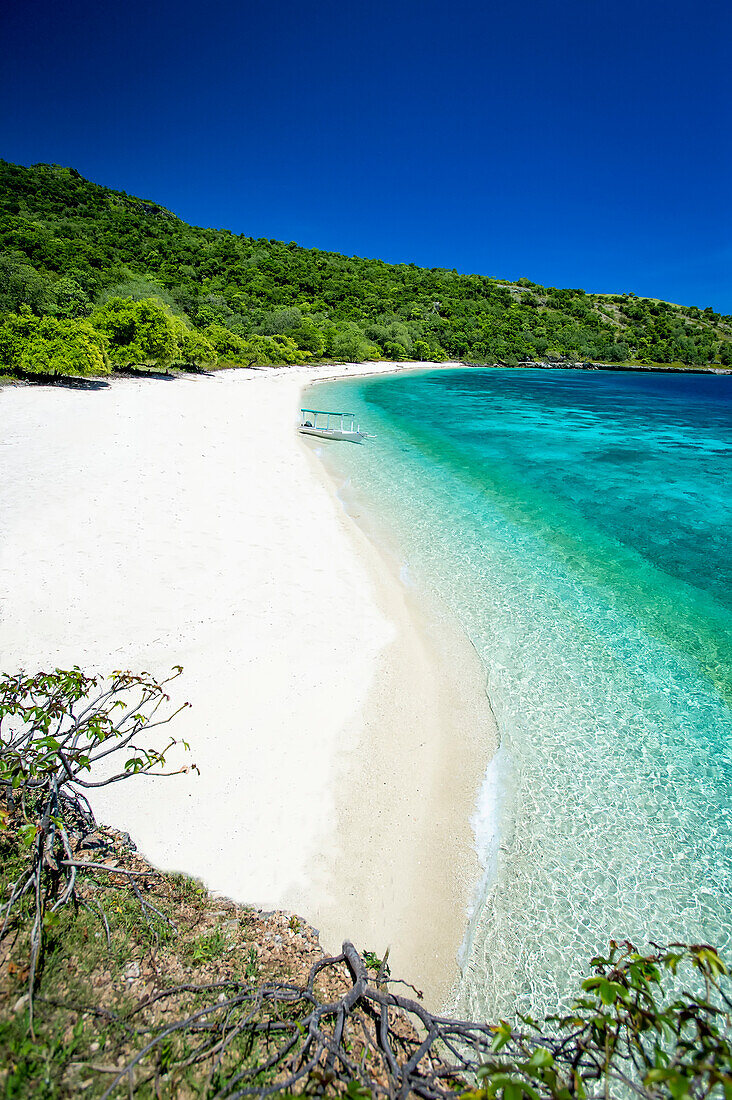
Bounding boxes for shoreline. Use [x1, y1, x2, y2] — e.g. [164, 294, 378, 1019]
[3, 356, 729, 398]
[295, 395, 497, 1004]
[471, 360, 732, 376]
[0, 358, 491, 1008]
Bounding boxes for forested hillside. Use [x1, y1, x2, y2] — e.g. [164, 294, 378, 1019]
[1, 160, 730, 376]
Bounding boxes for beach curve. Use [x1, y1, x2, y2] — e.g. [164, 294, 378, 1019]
[0, 361, 494, 1006]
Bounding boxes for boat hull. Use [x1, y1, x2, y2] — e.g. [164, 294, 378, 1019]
[299, 427, 365, 444]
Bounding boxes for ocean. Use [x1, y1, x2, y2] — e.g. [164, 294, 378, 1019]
[308, 367, 732, 1020]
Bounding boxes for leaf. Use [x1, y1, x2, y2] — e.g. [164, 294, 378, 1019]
[698, 947, 728, 978]
[528, 1048, 554, 1068]
[599, 979, 620, 1005]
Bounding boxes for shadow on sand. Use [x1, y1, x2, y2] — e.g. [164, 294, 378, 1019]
[3, 364, 222, 391]
[14, 375, 112, 391]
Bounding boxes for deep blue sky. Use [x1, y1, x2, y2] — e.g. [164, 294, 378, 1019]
[2, 0, 731, 311]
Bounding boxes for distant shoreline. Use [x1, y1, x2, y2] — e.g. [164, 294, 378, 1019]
[2, 357, 730, 393]
[464, 359, 732, 376]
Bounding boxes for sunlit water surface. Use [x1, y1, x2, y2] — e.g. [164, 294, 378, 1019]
[310, 368, 732, 1018]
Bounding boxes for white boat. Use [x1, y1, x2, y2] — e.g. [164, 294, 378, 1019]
[299, 408, 367, 443]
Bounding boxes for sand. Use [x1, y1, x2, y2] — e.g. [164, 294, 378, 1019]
[0, 362, 495, 1006]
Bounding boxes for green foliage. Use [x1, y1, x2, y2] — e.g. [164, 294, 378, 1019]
[173, 318, 215, 365]
[49, 275, 91, 318]
[0, 667, 191, 806]
[91, 296, 179, 368]
[204, 322, 250, 361]
[0, 1015, 86, 1098]
[242, 333, 305, 365]
[290, 318, 327, 357]
[0, 253, 53, 315]
[0, 159, 730, 368]
[188, 928, 227, 964]
[168, 871, 207, 902]
[326, 321, 381, 362]
[245, 945, 259, 980]
[718, 341, 732, 366]
[0, 306, 110, 376]
[467, 941, 732, 1100]
[0, 667, 193, 955]
[204, 325, 305, 365]
[97, 276, 184, 313]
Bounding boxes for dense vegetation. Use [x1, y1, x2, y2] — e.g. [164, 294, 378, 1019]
[1, 159, 731, 377]
[1, 667, 730, 1098]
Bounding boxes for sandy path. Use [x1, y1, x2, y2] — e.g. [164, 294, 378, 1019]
[0, 363, 494, 1005]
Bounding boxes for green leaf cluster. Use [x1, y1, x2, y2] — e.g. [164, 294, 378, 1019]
[91, 295, 180, 368]
[0, 306, 110, 376]
[468, 940, 732, 1100]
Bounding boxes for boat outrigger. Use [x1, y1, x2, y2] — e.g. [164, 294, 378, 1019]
[299, 408, 367, 444]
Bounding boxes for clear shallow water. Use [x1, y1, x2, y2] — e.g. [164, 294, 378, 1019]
[310, 368, 732, 1020]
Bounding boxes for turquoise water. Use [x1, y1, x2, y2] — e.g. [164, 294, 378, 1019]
[310, 368, 732, 1020]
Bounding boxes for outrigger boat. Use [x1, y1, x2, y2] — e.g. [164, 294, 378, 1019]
[299, 408, 367, 444]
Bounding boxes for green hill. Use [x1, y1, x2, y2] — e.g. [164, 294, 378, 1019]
[1, 159, 730, 373]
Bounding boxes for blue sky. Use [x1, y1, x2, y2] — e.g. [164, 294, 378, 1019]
[2, 0, 731, 311]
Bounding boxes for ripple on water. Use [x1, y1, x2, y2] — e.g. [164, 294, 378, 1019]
[310, 368, 732, 1018]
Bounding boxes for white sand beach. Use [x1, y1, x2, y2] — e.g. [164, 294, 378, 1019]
[0, 363, 495, 1006]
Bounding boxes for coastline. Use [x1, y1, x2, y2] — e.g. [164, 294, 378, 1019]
[0, 359, 492, 1008]
[472, 360, 732, 376]
[296, 400, 497, 1004]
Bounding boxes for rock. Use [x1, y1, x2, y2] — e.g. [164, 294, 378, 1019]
[114, 831, 137, 851]
[79, 834, 110, 852]
[12, 993, 30, 1014]
[123, 961, 141, 980]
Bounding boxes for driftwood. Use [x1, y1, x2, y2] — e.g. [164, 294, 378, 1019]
[86, 940, 481, 1099]
[88, 938, 732, 1100]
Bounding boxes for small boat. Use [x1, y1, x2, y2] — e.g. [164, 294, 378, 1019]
[299, 408, 367, 443]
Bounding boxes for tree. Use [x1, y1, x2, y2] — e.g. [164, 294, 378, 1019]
[172, 317, 216, 366]
[97, 277, 183, 315]
[0, 253, 53, 315]
[718, 341, 732, 366]
[290, 318, 327, 358]
[196, 294, 236, 327]
[204, 322, 249, 361]
[327, 321, 381, 362]
[0, 307, 110, 376]
[0, 667, 194, 1030]
[258, 306, 302, 335]
[50, 275, 91, 318]
[242, 333, 304, 365]
[91, 296, 179, 368]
